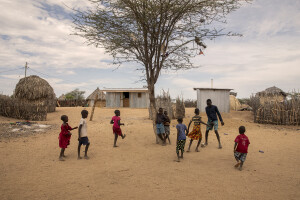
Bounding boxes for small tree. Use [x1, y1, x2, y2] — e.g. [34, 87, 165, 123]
[73, 0, 250, 140]
[65, 89, 85, 100]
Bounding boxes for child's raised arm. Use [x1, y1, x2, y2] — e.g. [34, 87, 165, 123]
[110, 119, 114, 124]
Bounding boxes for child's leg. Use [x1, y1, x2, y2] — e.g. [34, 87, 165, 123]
[205, 130, 209, 145]
[167, 134, 171, 144]
[180, 150, 184, 158]
[114, 133, 118, 147]
[187, 139, 193, 152]
[239, 161, 244, 170]
[59, 148, 65, 161]
[214, 130, 222, 148]
[121, 133, 126, 139]
[78, 143, 82, 159]
[176, 153, 180, 162]
[84, 143, 90, 159]
[196, 138, 202, 151]
[157, 134, 165, 145]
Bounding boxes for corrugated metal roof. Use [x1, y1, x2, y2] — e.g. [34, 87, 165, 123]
[102, 88, 148, 93]
[193, 88, 233, 91]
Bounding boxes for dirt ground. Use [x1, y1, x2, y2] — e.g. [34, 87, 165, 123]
[0, 107, 299, 200]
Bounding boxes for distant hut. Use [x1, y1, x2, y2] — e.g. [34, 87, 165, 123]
[102, 88, 149, 108]
[86, 87, 106, 107]
[194, 88, 232, 113]
[14, 75, 56, 112]
[230, 95, 241, 111]
[256, 86, 287, 104]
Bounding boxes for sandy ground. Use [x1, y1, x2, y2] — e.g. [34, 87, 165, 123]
[0, 107, 299, 200]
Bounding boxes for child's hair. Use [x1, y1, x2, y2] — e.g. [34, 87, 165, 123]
[194, 108, 200, 114]
[177, 118, 183, 123]
[81, 110, 88, 117]
[114, 109, 120, 115]
[239, 126, 246, 134]
[158, 107, 163, 112]
[164, 110, 168, 115]
[207, 99, 212, 103]
[61, 115, 68, 122]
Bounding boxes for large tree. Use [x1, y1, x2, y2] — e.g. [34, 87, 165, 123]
[73, 0, 249, 141]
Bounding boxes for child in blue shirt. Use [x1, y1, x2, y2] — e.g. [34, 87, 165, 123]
[176, 118, 188, 162]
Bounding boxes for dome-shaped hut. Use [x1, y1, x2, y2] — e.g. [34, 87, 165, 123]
[14, 75, 56, 112]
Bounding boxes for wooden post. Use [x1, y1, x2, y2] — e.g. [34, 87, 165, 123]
[89, 94, 98, 121]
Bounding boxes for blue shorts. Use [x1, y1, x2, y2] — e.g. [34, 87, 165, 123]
[156, 123, 165, 134]
[206, 120, 218, 131]
[78, 137, 90, 145]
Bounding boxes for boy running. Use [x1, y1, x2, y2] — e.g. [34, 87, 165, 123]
[234, 126, 250, 171]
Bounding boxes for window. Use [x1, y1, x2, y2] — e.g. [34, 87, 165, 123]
[138, 93, 142, 98]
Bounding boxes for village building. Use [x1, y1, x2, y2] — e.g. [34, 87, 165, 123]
[86, 87, 106, 107]
[194, 88, 232, 113]
[256, 86, 287, 104]
[102, 88, 149, 108]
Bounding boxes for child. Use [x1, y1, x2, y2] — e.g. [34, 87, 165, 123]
[163, 111, 171, 144]
[58, 115, 77, 161]
[110, 110, 126, 147]
[187, 108, 209, 152]
[176, 118, 188, 162]
[234, 126, 250, 171]
[156, 107, 166, 145]
[78, 110, 90, 159]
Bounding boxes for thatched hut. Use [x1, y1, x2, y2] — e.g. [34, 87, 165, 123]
[230, 95, 242, 111]
[14, 75, 56, 113]
[256, 86, 287, 104]
[86, 87, 106, 107]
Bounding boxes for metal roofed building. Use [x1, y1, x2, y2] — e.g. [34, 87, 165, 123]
[102, 88, 149, 108]
[194, 88, 233, 113]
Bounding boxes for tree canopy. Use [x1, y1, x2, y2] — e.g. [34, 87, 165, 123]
[65, 89, 85, 100]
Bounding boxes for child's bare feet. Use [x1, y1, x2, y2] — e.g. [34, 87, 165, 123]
[84, 155, 89, 160]
[122, 134, 126, 139]
[235, 162, 240, 168]
[187, 149, 190, 152]
[59, 157, 65, 161]
[239, 167, 243, 171]
[113, 145, 119, 148]
[195, 148, 200, 152]
[218, 144, 222, 149]
[78, 156, 82, 160]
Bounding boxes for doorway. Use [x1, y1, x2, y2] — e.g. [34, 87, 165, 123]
[123, 92, 130, 107]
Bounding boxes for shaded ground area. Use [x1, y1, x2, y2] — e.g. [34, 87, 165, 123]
[0, 122, 56, 140]
[0, 108, 299, 200]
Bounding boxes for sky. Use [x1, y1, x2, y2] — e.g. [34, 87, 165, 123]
[0, 0, 299, 99]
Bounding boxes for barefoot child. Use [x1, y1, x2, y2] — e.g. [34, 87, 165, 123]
[110, 110, 126, 147]
[187, 108, 209, 152]
[234, 126, 250, 171]
[156, 108, 166, 145]
[163, 111, 171, 144]
[58, 115, 78, 161]
[176, 118, 188, 162]
[78, 110, 90, 159]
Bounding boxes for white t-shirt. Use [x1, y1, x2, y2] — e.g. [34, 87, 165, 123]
[79, 118, 87, 137]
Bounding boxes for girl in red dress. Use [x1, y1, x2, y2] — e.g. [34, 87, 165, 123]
[59, 115, 77, 161]
[110, 110, 126, 147]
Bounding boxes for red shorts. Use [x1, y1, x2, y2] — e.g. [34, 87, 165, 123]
[113, 126, 122, 136]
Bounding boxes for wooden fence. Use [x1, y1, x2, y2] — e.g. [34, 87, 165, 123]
[0, 95, 47, 121]
[57, 100, 88, 107]
[250, 95, 300, 125]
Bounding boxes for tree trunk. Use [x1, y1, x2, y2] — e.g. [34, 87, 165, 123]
[148, 83, 159, 144]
